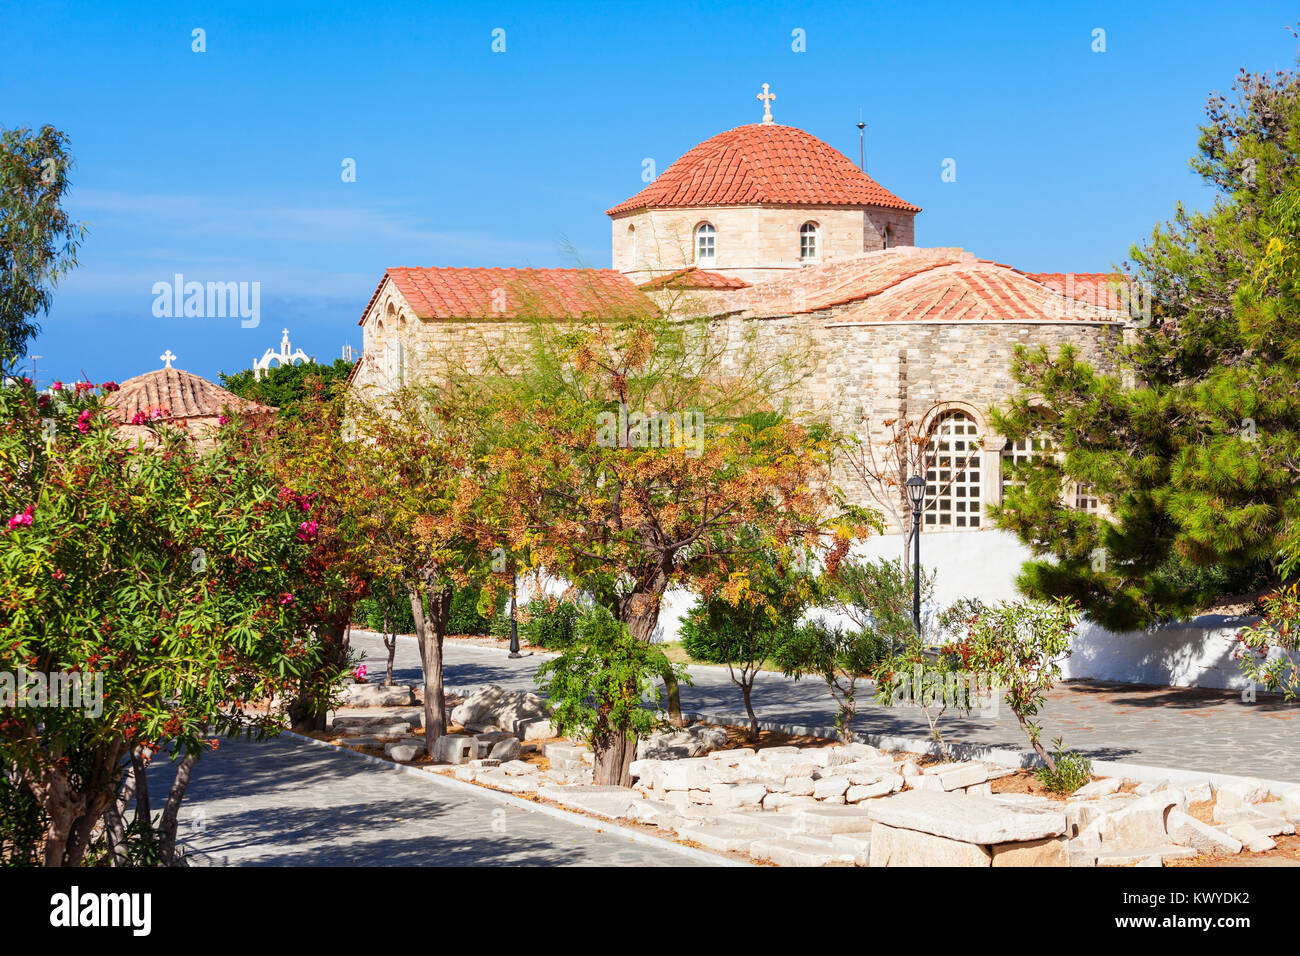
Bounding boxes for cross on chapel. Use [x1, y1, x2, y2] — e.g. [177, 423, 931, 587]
[160, 349, 177, 369]
[757, 83, 775, 125]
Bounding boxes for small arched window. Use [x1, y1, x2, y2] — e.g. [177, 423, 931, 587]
[695, 222, 716, 264]
[800, 222, 819, 260]
[924, 411, 983, 529]
[883, 224, 894, 250]
[628, 224, 636, 267]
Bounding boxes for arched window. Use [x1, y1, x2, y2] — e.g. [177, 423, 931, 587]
[628, 224, 636, 267]
[925, 411, 982, 529]
[800, 222, 818, 260]
[883, 224, 894, 250]
[695, 222, 716, 264]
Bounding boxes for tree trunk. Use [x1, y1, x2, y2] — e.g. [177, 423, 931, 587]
[383, 612, 396, 686]
[592, 726, 637, 787]
[157, 754, 197, 866]
[410, 580, 453, 753]
[290, 621, 349, 732]
[1020, 716, 1057, 772]
[102, 754, 139, 867]
[131, 748, 152, 831]
[741, 679, 759, 742]
[619, 582, 684, 726]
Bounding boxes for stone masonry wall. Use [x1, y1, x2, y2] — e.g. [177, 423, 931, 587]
[613, 203, 918, 287]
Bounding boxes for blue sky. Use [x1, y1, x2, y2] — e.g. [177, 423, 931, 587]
[3, 0, 1298, 385]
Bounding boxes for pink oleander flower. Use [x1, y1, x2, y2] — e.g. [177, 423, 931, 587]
[217, 414, 228, 425]
[101, 381, 120, 392]
[278, 592, 294, 605]
[7, 506, 33, 531]
[75, 409, 92, 433]
[296, 520, 319, 542]
[51, 381, 63, 391]
[131, 411, 147, 425]
[354, 664, 367, 684]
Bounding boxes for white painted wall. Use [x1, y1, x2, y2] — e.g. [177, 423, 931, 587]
[514, 529, 1281, 691]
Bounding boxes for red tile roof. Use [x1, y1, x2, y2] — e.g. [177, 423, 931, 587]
[607, 124, 920, 216]
[637, 268, 751, 291]
[105, 367, 276, 424]
[730, 248, 1126, 324]
[1025, 272, 1131, 310]
[358, 267, 654, 324]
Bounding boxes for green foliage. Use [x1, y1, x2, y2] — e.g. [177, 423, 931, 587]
[534, 605, 689, 748]
[449, 585, 503, 636]
[0, 773, 44, 866]
[992, 66, 1300, 628]
[356, 579, 416, 634]
[516, 597, 579, 648]
[781, 619, 890, 741]
[954, 598, 1079, 769]
[1035, 738, 1093, 794]
[0, 380, 342, 864]
[219, 357, 355, 424]
[679, 595, 794, 665]
[0, 125, 86, 374]
[1234, 583, 1300, 698]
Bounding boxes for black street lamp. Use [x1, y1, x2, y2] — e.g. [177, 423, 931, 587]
[906, 474, 926, 638]
[507, 554, 522, 659]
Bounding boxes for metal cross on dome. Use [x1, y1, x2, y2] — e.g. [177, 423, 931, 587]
[160, 349, 177, 369]
[757, 83, 776, 125]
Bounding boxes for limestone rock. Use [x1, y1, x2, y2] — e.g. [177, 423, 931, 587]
[867, 790, 1067, 844]
[750, 835, 845, 867]
[342, 683, 415, 708]
[1074, 778, 1122, 799]
[991, 836, 1067, 867]
[868, 823, 992, 867]
[450, 685, 551, 736]
[637, 723, 729, 760]
[1167, 810, 1243, 855]
[1226, 823, 1276, 853]
[489, 737, 522, 762]
[383, 739, 425, 761]
[922, 762, 989, 791]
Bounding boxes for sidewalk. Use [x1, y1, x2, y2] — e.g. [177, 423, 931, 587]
[351, 630, 1300, 782]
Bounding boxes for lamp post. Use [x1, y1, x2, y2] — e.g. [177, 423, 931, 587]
[906, 475, 926, 639]
[507, 553, 522, 659]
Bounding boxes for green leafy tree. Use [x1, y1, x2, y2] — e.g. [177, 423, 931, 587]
[342, 382, 497, 753]
[534, 606, 688, 785]
[953, 598, 1079, 770]
[1234, 583, 1300, 698]
[679, 542, 819, 741]
[220, 358, 355, 424]
[991, 63, 1300, 629]
[0, 126, 86, 374]
[468, 308, 878, 783]
[0, 380, 339, 866]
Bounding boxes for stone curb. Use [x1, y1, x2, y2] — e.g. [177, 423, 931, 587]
[682, 710, 1300, 795]
[283, 730, 751, 867]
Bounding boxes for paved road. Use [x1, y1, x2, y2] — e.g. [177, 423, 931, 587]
[352, 630, 1300, 782]
[164, 733, 707, 866]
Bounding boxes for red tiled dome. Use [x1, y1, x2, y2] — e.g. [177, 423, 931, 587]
[607, 124, 919, 217]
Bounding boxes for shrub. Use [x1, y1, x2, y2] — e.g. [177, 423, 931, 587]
[448, 585, 503, 636]
[514, 597, 580, 648]
[534, 606, 688, 786]
[955, 598, 1079, 770]
[1035, 738, 1093, 794]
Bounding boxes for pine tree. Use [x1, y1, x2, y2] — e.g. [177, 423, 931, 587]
[992, 60, 1300, 630]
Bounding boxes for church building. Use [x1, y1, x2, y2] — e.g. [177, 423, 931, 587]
[349, 88, 1131, 566]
